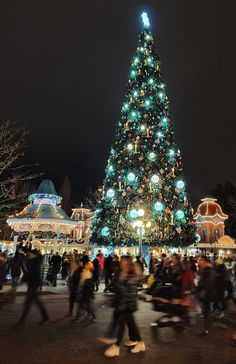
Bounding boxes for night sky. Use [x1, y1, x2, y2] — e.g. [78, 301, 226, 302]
[0, 0, 236, 208]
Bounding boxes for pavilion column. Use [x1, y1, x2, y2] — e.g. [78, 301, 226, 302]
[53, 236, 58, 253]
[31, 234, 35, 250]
[13, 235, 18, 254]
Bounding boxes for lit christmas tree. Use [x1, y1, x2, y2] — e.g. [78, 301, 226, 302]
[91, 13, 196, 249]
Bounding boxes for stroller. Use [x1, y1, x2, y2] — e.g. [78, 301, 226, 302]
[144, 280, 194, 340]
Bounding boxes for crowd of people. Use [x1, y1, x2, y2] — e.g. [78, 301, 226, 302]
[0, 244, 236, 358]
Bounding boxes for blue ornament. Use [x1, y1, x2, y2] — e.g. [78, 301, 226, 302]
[129, 209, 138, 219]
[101, 227, 110, 237]
[106, 189, 115, 198]
[154, 202, 163, 211]
[176, 180, 185, 189]
[127, 172, 136, 183]
[175, 210, 185, 220]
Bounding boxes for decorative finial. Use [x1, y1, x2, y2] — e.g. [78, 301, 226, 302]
[141, 12, 150, 28]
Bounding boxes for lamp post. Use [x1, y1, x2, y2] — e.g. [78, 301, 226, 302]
[137, 225, 145, 257]
[132, 217, 151, 257]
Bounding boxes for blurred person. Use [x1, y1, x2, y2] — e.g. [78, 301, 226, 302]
[213, 261, 233, 318]
[135, 256, 144, 275]
[97, 251, 105, 281]
[92, 254, 100, 292]
[103, 256, 145, 358]
[181, 260, 195, 295]
[0, 252, 7, 291]
[9, 251, 23, 292]
[15, 250, 49, 326]
[49, 252, 62, 287]
[104, 254, 114, 292]
[74, 255, 96, 322]
[66, 260, 81, 317]
[61, 252, 69, 281]
[149, 253, 155, 275]
[197, 257, 216, 335]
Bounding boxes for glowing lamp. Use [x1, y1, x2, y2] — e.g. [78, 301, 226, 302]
[148, 78, 154, 85]
[169, 149, 175, 157]
[137, 208, 145, 217]
[106, 189, 115, 198]
[175, 210, 185, 220]
[176, 180, 185, 189]
[140, 125, 146, 131]
[127, 143, 133, 151]
[108, 165, 114, 172]
[151, 174, 160, 184]
[133, 90, 138, 97]
[145, 99, 151, 107]
[101, 226, 110, 237]
[127, 172, 136, 183]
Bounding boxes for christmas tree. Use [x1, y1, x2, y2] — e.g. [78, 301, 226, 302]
[91, 12, 196, 249]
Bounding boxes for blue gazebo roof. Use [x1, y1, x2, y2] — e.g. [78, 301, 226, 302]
[36, 179, 58, 195]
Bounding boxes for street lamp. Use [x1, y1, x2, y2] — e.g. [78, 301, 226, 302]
[132, 218, 151, 257]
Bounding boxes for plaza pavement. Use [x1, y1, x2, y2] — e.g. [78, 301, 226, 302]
[0, 283, 236, 364]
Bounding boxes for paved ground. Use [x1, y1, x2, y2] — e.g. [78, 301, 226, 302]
[0, 285, 236, 364]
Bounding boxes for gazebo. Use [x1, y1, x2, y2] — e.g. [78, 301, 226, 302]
[7, 179, 77, 253]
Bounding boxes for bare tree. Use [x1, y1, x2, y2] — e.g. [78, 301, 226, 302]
[82, 187, 101, 211]
[0, 120, 39, 218]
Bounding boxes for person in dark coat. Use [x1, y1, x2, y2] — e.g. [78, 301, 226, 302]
[9, 251, 23, 291]
[149, 253, 154, 274]
[104, 254, 114, 292]
[61, 252, 69, 281]
[197, 257, 216, 335]
[0, 252, 7, 291]
[50, 252, 62, 286]
[15, 250, 49, 326]
[92, 255, 100, 292]
[213, 262, 233, 318]
[103, 256, 145, 358]
[67, 261, 81, 317]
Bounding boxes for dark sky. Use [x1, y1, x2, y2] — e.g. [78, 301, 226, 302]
[0, 0, 236, 208]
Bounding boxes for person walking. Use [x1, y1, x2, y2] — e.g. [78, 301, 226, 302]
[9, 251, 22, 292]
[74, 255, 96, 322]
[66, 260, 81, 317]
[103, 255, 145, 358]
[197, 257, 216, 335]
[92, 254, 100, 292]
[104, 254, 113, 292]
[50, 252, 62, 287]
[15, 250, 49, 326]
